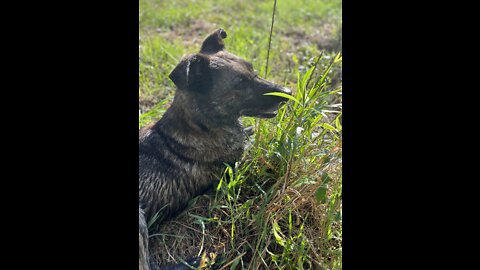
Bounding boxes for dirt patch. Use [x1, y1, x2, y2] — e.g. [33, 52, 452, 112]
[149, 194, 232, 266]
[139, 95, 160, 115]
[155, 20, 219, 47]
[283, 22, 342, 52]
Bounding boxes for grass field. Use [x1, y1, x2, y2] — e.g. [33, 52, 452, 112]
[139, 0, 342, 269]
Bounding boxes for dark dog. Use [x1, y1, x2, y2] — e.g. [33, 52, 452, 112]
[139, 28, 291, 270]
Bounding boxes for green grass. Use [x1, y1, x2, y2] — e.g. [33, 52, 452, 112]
[140, 0, 342, 269]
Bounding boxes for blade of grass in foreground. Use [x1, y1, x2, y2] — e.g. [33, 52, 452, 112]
[263, 92, 300, 104]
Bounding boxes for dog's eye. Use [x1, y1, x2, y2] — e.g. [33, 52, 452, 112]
[234, 77, 248, 87]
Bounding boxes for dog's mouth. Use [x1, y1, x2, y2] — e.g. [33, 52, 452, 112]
[241, 89, 291, 119]
[242, 110, 278, 118]
[241, 102, 285, 118]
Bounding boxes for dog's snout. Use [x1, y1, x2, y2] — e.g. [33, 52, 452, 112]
[271, 85, 291, 98]
[266, 83, 292, 96]
[257, 77, 291, 96]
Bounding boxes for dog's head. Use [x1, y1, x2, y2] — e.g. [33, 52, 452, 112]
[169, 28, 291, 121]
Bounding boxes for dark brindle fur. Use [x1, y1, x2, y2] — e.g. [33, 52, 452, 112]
[139, 29, 291, 270]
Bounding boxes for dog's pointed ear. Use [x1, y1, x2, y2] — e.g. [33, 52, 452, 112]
[200, 28, 227, 54]
[169, 54, 211, 92]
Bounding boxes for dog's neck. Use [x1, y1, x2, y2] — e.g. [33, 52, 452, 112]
[151, 91, 246, 164]
[159, 91, 243, 133]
